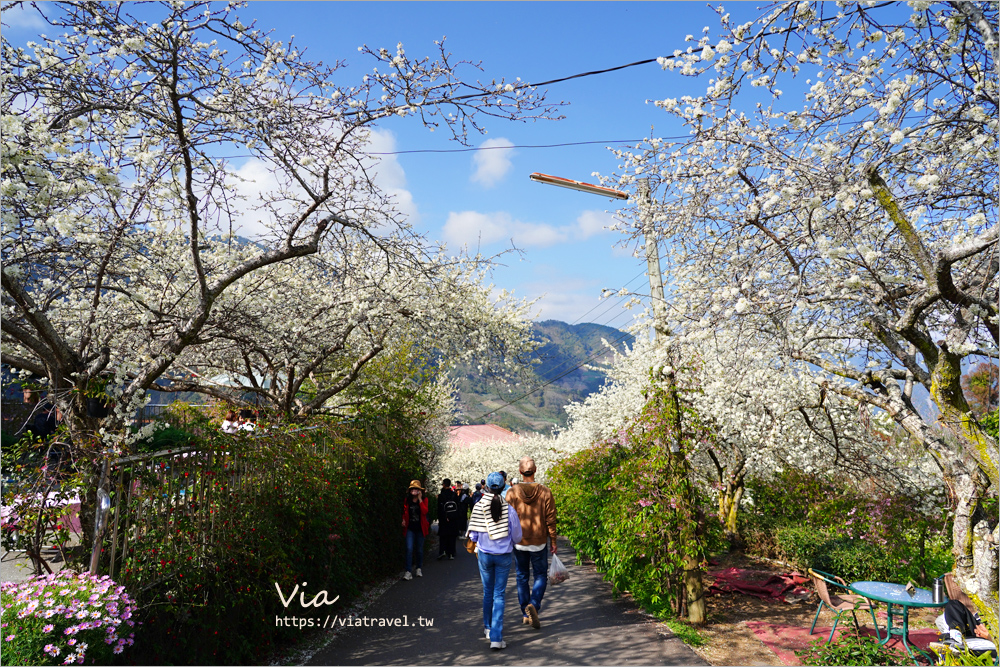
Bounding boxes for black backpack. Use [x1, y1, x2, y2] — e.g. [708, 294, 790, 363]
[943, 599, 979, 637]
[443, 499, 459, 521]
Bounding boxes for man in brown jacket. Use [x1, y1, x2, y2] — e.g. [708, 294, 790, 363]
[505, 456, 557, 629]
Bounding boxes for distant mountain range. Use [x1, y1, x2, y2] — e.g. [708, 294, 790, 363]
[453, 320, 634, 434]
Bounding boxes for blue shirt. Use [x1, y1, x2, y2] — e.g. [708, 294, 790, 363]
[469, 504, 522, 554]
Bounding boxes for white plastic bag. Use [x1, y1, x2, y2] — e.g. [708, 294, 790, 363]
[548, 553, 569, 584]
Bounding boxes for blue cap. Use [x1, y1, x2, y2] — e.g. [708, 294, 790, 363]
[487, 472, 505, 491]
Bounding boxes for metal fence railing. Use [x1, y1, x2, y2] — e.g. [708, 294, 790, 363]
[0, 402, 211, 436]
[91, 424, 367, 589]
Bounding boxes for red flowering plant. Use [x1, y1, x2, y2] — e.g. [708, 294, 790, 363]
[0, 571, 138, 665]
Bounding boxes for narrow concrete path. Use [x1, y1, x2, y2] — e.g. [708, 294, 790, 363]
[307, 536, 708, 666]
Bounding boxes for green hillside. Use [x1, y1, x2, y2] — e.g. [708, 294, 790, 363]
[454, 320, 634, 434]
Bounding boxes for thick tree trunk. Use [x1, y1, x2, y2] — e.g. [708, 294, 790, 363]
[664, 370, 707, 625]
[719, 482, 745, 550]
[683, 557, 707, 625]
[929, 350, 1000, 631]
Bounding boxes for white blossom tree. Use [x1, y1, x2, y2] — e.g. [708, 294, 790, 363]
[544, 325, 940, 544]
[428, 434, 563, 490]
[1, 0, 558, 448]
[150, 240, 537, 420]
[1, 0, 560, 556]
[603, 1, 997, 623]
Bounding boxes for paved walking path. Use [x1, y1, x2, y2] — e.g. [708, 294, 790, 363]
[307, 536, 708, 665]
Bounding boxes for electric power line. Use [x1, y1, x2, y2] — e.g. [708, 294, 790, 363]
[368, 138, 686, 156]
[565, 269, 647, 326]
[471, 326, 636, 422]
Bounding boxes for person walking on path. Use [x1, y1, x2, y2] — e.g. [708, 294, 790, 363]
[468, 472, 522, 650]
[456, 483, 471, 536]
[505, 456, 557, 630]
[401, 480, 429, 580]
[437, 478, 460, 560]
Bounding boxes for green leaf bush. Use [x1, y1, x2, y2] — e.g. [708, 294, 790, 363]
[741, 470, 952, 584]
[549, 383, 725, 621]
[796, 629, 908, 666]
[94, 406, 432, 665]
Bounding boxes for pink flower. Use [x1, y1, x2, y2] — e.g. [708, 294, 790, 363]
[43, 624, 54, 633]
[4, 634, 15, 641]
[44, 644, 60, 656]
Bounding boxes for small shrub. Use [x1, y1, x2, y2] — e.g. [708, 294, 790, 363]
[812, 537, 903, 583]
[740, 470, 952, 585]
[936, 645, 998, 666]
[796, 630, 908, 666]
[0, 571, 138, 665]
[549, 382, 720, 621]
[131, 424, 195, 454]
[775, 525, 831, 567]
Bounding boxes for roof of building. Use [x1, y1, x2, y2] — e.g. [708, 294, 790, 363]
[448, 424, 521, 448]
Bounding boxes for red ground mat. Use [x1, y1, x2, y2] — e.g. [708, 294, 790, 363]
[745, 620, 939, 666]
[706, 567, 812, 603]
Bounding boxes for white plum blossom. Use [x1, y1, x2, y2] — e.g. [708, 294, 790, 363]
[597, 0, 998, 622]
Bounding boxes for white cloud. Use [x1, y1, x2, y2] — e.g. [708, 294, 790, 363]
[443, 211, 509, 246]
[1, 3, 46, 29]
[470, 138, 515, 188]
[443, 211, 566, 249]
[443, 208, 615, 250]
[575, 210, 615, 239]
[223, 159, 288, 238]
[364, 128, 419, 222]
[222, 127, 417, 239]
[519, 278, 638, 325]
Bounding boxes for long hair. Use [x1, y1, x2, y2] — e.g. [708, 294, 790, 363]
[489, 484, 504, 523]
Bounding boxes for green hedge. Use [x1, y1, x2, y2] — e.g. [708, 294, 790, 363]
[741, 470, 952, 584]
[550, 441, 725, 618]
[112, 412, 430, 665]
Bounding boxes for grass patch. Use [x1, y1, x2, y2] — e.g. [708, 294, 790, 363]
[663, 618, 708, 647]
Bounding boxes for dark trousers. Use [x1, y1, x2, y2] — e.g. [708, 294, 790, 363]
[439, 521, 457, 556]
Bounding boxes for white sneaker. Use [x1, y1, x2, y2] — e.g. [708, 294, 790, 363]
[415, 568, 422, 577]
[403, 571, 413, 580]
[484, 628, 491, 639]
[490, 641, 506, 650]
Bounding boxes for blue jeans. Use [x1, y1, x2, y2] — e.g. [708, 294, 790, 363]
[514, 548, 548, 616]
[405, 529, 424, 571]
[477, 551, 512, 643]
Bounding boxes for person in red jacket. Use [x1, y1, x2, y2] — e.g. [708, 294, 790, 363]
[401, 479, 429, 580]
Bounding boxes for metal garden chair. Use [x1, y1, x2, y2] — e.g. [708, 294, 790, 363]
[808, 568, 879, 644]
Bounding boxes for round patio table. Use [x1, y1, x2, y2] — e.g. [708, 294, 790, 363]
[848, 581, 945, 663]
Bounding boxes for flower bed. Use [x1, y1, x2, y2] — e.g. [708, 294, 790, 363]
[1, 571, 138, 665]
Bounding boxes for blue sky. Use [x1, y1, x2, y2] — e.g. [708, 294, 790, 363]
[2, 1, 762, 327]
[233, 1, 751, 327]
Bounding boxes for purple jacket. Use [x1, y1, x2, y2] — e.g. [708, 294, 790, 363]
[469, 504, 522, 554]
